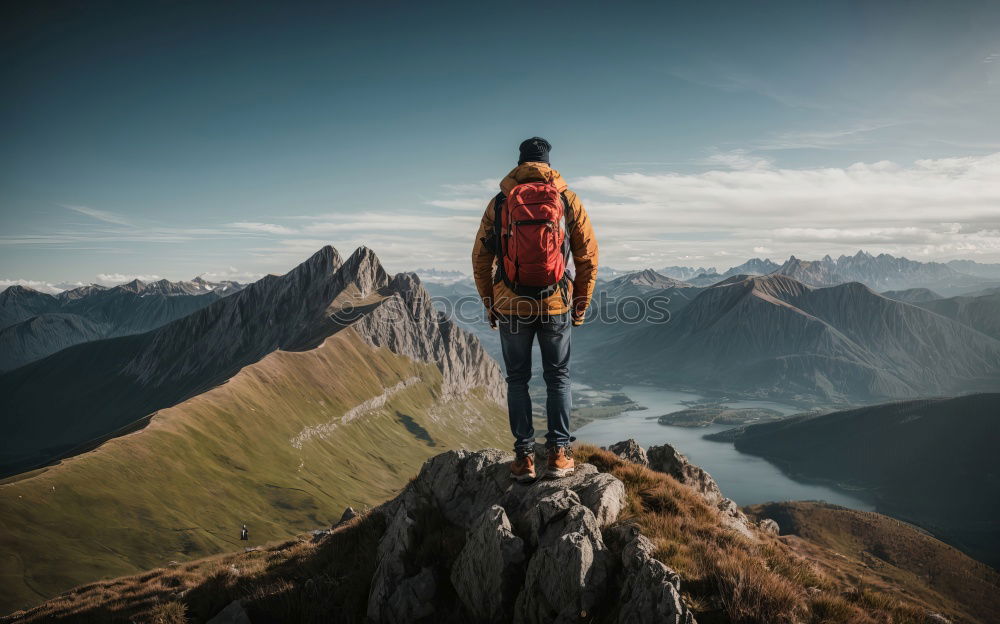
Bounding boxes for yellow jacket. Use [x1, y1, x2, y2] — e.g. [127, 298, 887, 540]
[471, 162, 599, 321]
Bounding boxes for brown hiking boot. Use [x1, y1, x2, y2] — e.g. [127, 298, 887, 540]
[545, 446, 575, 478]
[510, 453, 536, 482]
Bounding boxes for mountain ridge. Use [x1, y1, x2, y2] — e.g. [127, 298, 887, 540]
[0, 245, 502, 477]
[585, 273, 1000, 402]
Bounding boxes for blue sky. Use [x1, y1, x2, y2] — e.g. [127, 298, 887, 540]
[2, 0, 999, 290]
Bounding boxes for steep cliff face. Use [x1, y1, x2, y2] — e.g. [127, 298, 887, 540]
[353, 270, 505, 404]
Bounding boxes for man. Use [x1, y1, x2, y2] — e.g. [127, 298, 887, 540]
[472, 137, 599, 481]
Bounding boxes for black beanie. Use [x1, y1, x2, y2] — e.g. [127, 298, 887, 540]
[518, 137, 552, 164]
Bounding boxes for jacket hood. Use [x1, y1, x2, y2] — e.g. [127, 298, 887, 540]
[500, 162, 568, 194]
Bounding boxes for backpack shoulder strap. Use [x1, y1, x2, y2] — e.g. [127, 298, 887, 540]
[491, 193, 507, 284]
[560, 191, 575, 229]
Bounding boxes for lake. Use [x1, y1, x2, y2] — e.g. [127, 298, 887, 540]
[574, 385, 874, 510]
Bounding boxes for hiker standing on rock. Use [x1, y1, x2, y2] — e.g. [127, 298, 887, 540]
[472, 137, 599, 481]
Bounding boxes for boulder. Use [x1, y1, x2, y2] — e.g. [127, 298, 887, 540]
[514, 503, 609, 624]
[367, 503, 437, 622]
[647, 443, 723, 504]
[410, 449, 513, 529]
[575, 472, 628, 527]
[522, 489, 602, 549]
[336, 506, 357, 526]
[505, 463, 624, 532]
[450, 505, 525, 623]
[609, 439, 649, 466]
[759, 518, 780, 535]
[648, 443, 754, 538]
[616, 531, 695, 624]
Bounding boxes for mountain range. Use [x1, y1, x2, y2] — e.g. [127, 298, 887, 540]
[418, 262, 1000, 404]
[772, 250, 993, 295]
[346, 251, 1000, 300]
[582, 272, 1000, 402]
[607, 251, 999, 295]
[0, 278, 244, 371]
[0, 246, 506, 611]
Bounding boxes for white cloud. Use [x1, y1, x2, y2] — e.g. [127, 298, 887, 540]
[96, 273, 163, 285]
[0, 279, 66, 294]
[302, 212, 478, 235]
[440, 179, 499, 194]
[194, 266, 266, 282]
[755, 122, 900, 151]
[703, 149, 772, 170]
[424, 198, 484, 211]
[20, 152, 1000, 282]
[61, 204, 132, 226]
[569, 151, 1000, 268]
[228, 222, 297, 235]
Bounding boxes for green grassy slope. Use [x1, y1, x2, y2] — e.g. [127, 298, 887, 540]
[0, 328, 506, 614]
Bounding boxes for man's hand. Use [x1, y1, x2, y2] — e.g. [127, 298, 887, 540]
[487, 308, 499, 330]
[572, 310, 585, 326]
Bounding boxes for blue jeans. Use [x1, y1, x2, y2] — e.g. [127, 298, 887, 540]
[498, 312, 572, 455]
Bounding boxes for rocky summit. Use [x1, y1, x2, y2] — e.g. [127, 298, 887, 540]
[10, 438, 998, 623]
[364, 446, 693, 624]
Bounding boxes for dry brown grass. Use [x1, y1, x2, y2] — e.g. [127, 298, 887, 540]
[575, 444, 950, 624]
[149, 600, 187, 624]
[4, 510, 385, 624]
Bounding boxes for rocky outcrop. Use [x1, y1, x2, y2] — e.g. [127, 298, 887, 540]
[758, 518, 780, 535]
[337, 506, 357, 526]
[353, 270, 505, 404]
[361, 448, 694, 624]
[608, 438, 649, 466]
[451, 505, 524, 623]
[648, 443, 754, 538]
[608, 526, 695, 624]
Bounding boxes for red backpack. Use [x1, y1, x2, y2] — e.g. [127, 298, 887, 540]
[489, 181, 575, 299]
